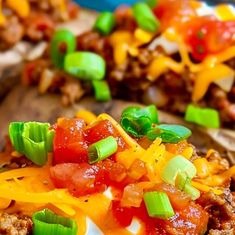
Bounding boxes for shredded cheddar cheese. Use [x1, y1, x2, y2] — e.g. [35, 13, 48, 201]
[6, 0, 30, 18]
[215, 4, 235, 21]
[76, 109, 97, 125]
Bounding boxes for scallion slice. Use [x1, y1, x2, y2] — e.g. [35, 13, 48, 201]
[175, 172, 191, 191]
[92, 80, 111, 101]
[161, 155, 196, 185]
[185, 104, 220, 128]
[183, 184, 200, 200]
[120, 105, 159, 138]
[143, 191, 175, 219]
[147, 0, 158, 8]
[132, 2, 160, 32]
[9, 122, 25, 153]
[64, 52, 106, 80]
[32, 209, 78, 235]
[9, 121, 54, 166]
[94, 12, 116, 35]
[88, 136, 118, 164]
[147, 124, 192, 143]
[50, 29, 76, 69]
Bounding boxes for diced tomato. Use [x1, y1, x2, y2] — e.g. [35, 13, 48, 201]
[111, 200, 134, 227]
[50, 163, 107, 196]
[166, 203, 209, 235]
[50, 160, 128, 196]
[85, 120, 128, 152]
[153, 0, 196, 31]
[151, 183, 191, 210]
[53, 118, 88, 164]
[111, 198, 208, 234]
[181, 16, 235, 61]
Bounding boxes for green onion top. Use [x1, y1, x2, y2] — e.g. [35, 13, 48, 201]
[183, 184, 200, 200]
[132, 2, 160, 32]
[143, 191, 175, 219]
[9, 122, 54, 166]
[50, 29, 76, 69]
[64, 52, 106, 80]
[32, 209, 78, 235]
[92, 80, 111, 102]
[121, 105, 159, 138]
[88, 136, 118, 164]
[147, 124, 192, 143]
[161, 155, 196, 185]
[175, 172, 191, 191]
[185, 104, 220, 128]
[147, 0, 158, 8]
[94, 12, 116, 35]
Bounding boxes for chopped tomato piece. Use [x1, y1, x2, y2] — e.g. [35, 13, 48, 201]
[50, 163, 107, 197]
[153, 0, 196, 31]
[50, 160, 128, 197]
[111, 200, 134, 227]
[150, 183, 191, 210]
[181, 16, 235, 61]
[85, 120, 128, 152]
[53, 118, 88, 164]
[166, 203, 208, 234]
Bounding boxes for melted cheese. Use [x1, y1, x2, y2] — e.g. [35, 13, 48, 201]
[215, 4, 235, 21]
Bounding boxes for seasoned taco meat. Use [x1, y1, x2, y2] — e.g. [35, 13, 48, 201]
[0, 213, 33, 235]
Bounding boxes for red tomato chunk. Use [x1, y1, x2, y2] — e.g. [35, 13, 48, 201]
[53, 118, 88, 164]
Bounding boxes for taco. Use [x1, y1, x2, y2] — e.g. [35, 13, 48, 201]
[21, 0, 235, 129]
[0, 0, 79, 50]
[0, 104, 235, 235]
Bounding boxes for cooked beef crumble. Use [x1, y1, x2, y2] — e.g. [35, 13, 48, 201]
[0, 0, 79, 50]
[198, 190, 235, 235]
[0, 213, 33, 235]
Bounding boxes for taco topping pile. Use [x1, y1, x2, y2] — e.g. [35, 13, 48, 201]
[0, 0, 79, 50]
[0, 105, 235, 235]
[22, 0, 235, 128]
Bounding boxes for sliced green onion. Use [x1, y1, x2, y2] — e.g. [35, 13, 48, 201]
[88, 136, 118, 164]
[147, 124, 192, 143]
[132, 2, 160, 32]
[9, 122, 54, 166]
[121, 105, 159, 138]
[32, 209, 77, 235]
[147, 0, 158, 8]
[94, 12, 116, 35]
[143, 191, 175, 219]
[161, 155, 197, 185]
[185, 104, 220, 128]
[183, 183, 200, 200]
[50, 29, 76, 68]
[64, 52, 106, 80]
[9, 122, 25, 153]
[92, 80, 111, 101]
[175, 172, 191, 191]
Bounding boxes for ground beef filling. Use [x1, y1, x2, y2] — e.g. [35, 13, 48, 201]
[198, 191, 235, 235]
[0, 0, 79, 50]
[0, 213, 33, 235]
[76, 31, 235, 128]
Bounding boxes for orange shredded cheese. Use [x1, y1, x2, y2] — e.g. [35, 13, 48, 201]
[191, 181, 223, 195]
[76, 109, 97, 125]
[6, 0, 30, 18]
[192, 64, 235, 101]
[215, 4, 235, 21]
[97, 113, 143, 150]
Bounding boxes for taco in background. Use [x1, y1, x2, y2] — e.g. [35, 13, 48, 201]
[22, 0, 235, 129]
